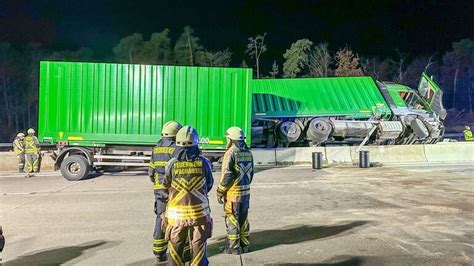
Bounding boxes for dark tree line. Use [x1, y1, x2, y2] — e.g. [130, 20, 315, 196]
[0, 25, 473, 142]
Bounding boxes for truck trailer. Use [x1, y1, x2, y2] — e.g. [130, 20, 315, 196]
[38, 61, 446, 181]
[38, 61, 252, 180]
[251, 73, 446, 147]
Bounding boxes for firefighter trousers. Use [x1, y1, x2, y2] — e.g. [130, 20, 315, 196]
[224, 200, 250, 251]
[25, 153, 39, 173]
[17, 153, 25, 172]
[153, 198, 168, 259]
[167, 224, 210, 266]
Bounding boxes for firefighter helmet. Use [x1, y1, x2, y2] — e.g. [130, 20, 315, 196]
[27, 128, 35, 135]
[16, 132, 25, 138]
[176, 126, 199, 147]
[161, 121, 182, 137]
[225, 126, 245, 141]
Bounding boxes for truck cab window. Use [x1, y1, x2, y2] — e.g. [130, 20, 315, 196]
[401, 92, 425, 110]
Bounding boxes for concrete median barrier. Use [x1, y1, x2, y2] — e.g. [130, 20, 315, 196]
[351, 145, 427, 164]
[325, 146, 352, 164]
[252, 149, 277, 166]
[424, 142, 474, 162]
[0, 151, 55, 172]
[275, 147, 325, 165]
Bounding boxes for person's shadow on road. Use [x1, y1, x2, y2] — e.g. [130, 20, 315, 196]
[2, 240, 117, 265]
[207, 221, 368, 256]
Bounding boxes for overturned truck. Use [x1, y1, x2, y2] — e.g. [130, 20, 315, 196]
[251, 73, 446, 147]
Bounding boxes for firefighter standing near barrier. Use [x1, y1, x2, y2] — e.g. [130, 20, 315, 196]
[24, 128, 41, 177]
[163, 126, 213, 266]
[217, 126, 254, 255]
[149, 121, 182, 262]
[13, 132, 26, 173]
[464, 125, 473, 141]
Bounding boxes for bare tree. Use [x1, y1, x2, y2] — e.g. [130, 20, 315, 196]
[246, 33, 267, 78]
[202, 49, 232, 67]
[391, 49, 409, 83]
[308, 43, 331, 77]
[334, 46, 363, 77]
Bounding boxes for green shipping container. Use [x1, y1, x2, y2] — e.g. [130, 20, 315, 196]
[38, 61, 252, 150]
[252, 77, 392, 119]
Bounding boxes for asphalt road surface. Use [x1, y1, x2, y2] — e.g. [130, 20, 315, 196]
[1, 163, 473, 265]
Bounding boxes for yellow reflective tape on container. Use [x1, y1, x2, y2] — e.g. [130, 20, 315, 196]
[359, 109, 372, 113]
[209, 140, 224, 145]
[67, 136, 83, 141]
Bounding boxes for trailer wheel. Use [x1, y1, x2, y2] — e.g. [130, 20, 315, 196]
[60, 155, 90, 181]
[306, 118, 332, 143]
[278, 121, 302, 143]
[410, 118, 430, 139]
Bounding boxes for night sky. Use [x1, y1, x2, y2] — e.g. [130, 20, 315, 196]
[1, 0, 473, 67]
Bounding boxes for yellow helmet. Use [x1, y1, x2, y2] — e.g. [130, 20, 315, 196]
[17, 132, 25, 138]
[161, 121, 182, 137]
[176, 126, 199, 147]
[225, 126, 245, 141]
[27, 128, 35, 135]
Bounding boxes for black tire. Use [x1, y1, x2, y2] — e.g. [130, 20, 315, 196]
[306, 118, 332, 143]
[60, 155, 90, 181]
[278, 121, 302, 143]
[410, 118, 429, 139]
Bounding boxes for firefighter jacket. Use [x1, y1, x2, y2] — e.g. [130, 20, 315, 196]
[149, 137, 176, 198]
[464, 129, 473, 141]
[164, 146, 213, 227]
[24, 135, 40, 154]
[217, 141, 254, 202]
[13, 138, 25, 155]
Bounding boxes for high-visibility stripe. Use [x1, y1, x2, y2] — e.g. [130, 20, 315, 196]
[153, 245, 168, 252]
[227, 214, 239, 227]
[241, 237, 250, 245]
[191, 245, 206, 266]
[153, 239, 167, 244]
[153, 183, 166, 190]
[227, 234, 240, 240]
[168, 243, 184, 266]
[209, 140, 224, 145]
[150, 161, 167, 167]
[67, 136, 83, 141]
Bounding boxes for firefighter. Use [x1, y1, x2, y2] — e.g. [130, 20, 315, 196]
[463, 125, 473, 141]
[13, 132, 26, 173]
[163, 126, 213, 266]
[217, 126, 254, 255]
[149, 121, 182, 262]
[24, 128, 40, 177]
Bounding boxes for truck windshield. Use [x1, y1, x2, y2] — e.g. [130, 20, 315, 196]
[399, 92, 426, 110]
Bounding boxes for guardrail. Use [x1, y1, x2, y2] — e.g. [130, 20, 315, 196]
[0, 143, 56, 152]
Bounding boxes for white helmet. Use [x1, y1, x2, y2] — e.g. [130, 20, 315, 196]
[176, 126, 199, 147]
[17, 132, 25, 138]
[225, 126, 245, 141]
[161, 121, 182, 137]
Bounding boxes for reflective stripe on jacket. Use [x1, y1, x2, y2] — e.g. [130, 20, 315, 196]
[164, 156, 213, 226]
[217, 141, 254, 202]
[24, 135, 40, 154]
[149, 138, 176, 197]
[13, 138, 25, 154]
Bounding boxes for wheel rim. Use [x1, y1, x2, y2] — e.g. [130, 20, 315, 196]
[68, 162, 81, 174]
